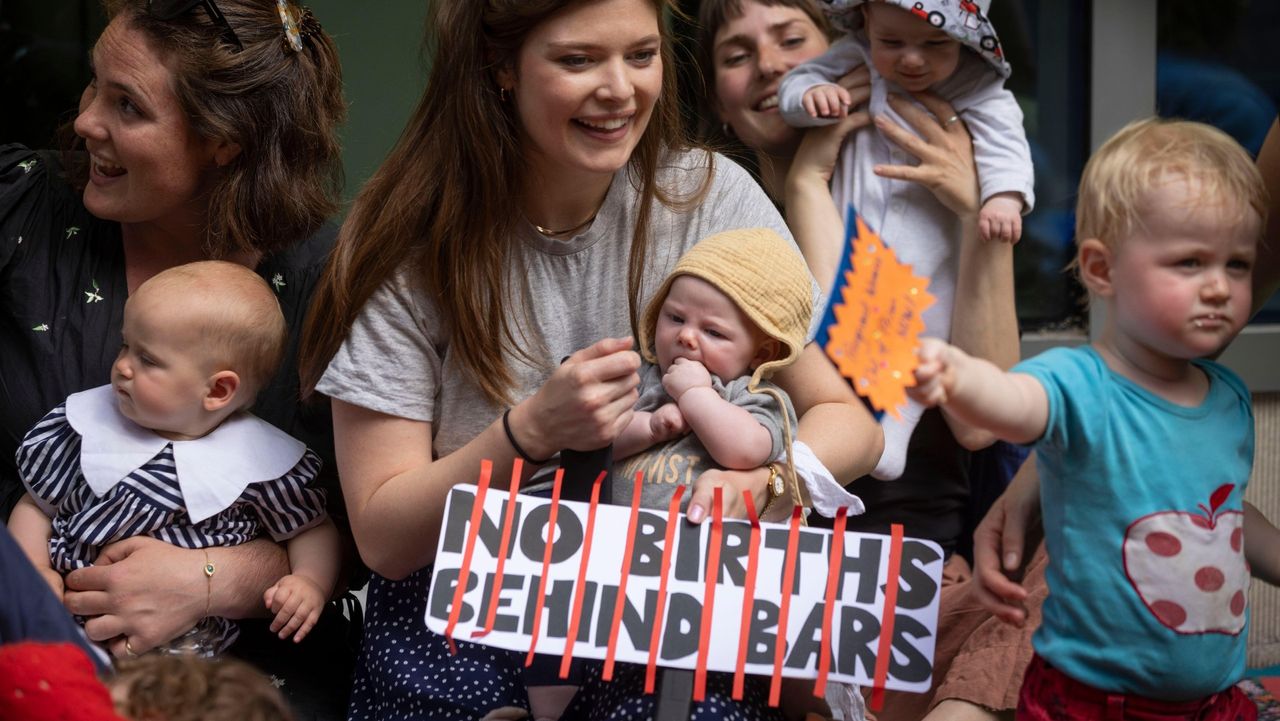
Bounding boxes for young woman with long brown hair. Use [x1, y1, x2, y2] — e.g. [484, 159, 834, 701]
[299, 0, 883, 717]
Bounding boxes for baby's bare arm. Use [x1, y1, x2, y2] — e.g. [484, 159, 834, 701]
[264, 518, 341, 642]
[661, 359, 773, 469]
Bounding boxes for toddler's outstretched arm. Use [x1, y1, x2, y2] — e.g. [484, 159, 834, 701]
[264, 517, 340, 642]
[911, 338, 1049, 445]
[664, 358, 772, 469]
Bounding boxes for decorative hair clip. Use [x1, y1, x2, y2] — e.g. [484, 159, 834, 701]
[276, 0, 321, 53]
[277, 0, 303, 52]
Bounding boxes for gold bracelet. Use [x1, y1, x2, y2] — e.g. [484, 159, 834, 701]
[202, 549, 216, 618]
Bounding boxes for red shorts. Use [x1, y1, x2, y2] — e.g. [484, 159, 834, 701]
[1016, 654, 1256, 721]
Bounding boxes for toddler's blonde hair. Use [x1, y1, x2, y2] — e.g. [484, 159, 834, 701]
[1076, 117, 1267, 253]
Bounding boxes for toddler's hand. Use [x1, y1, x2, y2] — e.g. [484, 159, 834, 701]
[662, 357, 713, 400]
[802, 83, 853, 119]
[649, 403, 689, 442]
[264, 574, 325, 643]
[979, 193, 1023, 243]
[910, 338, 958, 407]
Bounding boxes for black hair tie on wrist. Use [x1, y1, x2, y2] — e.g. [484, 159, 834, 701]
[502, 408, 552, 465]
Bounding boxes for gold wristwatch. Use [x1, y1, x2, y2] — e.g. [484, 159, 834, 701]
[761, 463, 785, 517]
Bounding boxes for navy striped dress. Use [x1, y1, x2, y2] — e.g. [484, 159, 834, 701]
[17, 402, 327, 654]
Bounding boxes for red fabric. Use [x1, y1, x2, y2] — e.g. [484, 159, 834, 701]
[0, 642, 127, 721]
[1017, 654, 1257, 721]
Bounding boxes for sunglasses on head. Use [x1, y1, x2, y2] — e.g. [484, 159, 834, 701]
[147, 0, 244, 52]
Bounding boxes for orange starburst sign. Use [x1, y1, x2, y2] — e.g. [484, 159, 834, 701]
[823, 215, 934, 419]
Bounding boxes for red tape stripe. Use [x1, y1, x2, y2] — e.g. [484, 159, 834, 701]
[732, 490, 762, 701]
[768, 505, 804, 707]
[524, 468, 565, 667]
[473, 458, 524, 638]
[560, 471, 606, 679]
[644, 484, 686, 694]
[603, 472, 645, 681]
[814, 506, 848, 696]
[444, 460, 493, 654]
[869, 523, 905, 710]
[693, 487, 723, 701]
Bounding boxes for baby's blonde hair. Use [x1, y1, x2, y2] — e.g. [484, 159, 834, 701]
[130, 261, 287, 401]
[1076, 117, 1267, 253]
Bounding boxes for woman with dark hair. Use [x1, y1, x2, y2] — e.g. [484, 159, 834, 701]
[298, 0, 884, 718]
[0, 0, 352, 717]
[696, 1, 1041, 719]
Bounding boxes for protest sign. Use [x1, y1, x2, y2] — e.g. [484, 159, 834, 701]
[426, 473, 944, 702]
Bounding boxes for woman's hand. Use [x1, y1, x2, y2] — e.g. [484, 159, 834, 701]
[686, 466, 772, 524]
[970, 459, 1042, 626]
[63, 537, 209, 656]
[873, 92, 980, 219]
[510, 337, 641, 459]
[63, 536, 287, 656]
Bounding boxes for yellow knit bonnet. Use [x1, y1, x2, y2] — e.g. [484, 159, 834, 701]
[637, 228, 813, 390]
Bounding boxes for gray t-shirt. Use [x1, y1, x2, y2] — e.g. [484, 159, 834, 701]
[316, 151, 802, 461]
[613, 363, 795, 510]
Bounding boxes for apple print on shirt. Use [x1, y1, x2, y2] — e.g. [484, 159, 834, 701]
[1123, 483, 1248, 635]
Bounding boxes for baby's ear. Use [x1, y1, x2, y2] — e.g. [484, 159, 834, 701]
[204, 370, 241, 413]
[1076, 238, 1115, 297]
[751, 339, 782, 370]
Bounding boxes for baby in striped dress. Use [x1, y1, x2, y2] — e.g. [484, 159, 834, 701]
[9, 261, 339, 657]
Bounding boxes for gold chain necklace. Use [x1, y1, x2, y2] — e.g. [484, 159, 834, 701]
[531, 212, 597, 238]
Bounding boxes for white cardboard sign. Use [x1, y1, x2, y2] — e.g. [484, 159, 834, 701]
[426, 483, 943, 694]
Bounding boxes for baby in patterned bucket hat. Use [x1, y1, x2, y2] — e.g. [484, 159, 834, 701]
[777, 0, 1035, 480]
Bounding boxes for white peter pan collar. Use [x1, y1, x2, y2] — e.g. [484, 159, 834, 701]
[65, 385, 307, 523]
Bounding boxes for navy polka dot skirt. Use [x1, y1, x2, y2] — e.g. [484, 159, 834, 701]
[563, 663, 785, 721]
[348, 566, 785, 721]
[347, 567, 530, 720]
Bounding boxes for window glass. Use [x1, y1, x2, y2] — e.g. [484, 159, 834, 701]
[996, 0, 1090, 332]
[0, 2, 104, 148]
[1157, 0, 1280, 322]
